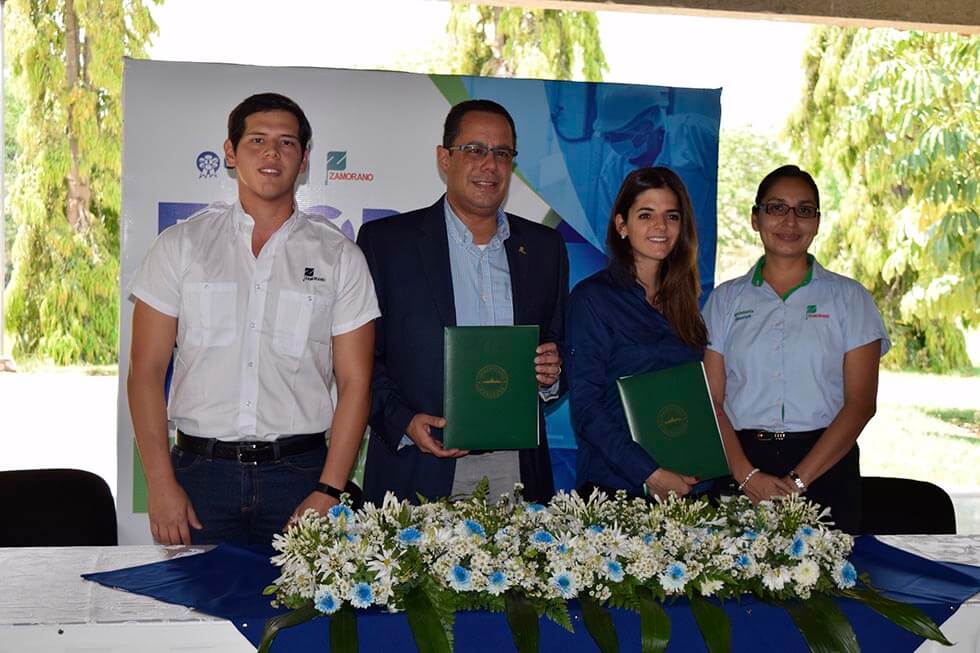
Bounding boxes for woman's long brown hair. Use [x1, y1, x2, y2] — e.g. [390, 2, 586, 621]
[605, 167, 707, 349]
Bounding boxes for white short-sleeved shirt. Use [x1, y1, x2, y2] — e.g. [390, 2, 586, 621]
[130, 201, 380, 441]
[703, 257, 890, 432]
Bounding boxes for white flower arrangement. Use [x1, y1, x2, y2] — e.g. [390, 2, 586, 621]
[259, 485, 950, 653]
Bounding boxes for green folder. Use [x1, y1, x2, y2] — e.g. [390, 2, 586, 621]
[443, 326, 540, 450]
[616, 361, 730, 480]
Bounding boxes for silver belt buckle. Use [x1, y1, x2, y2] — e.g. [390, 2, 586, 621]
[774, 431, 786, 441]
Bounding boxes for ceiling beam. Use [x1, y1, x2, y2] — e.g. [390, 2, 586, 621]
[455, 0, 979, 34]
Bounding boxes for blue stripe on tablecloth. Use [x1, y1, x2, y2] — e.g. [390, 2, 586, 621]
[83, 536, 980, 652]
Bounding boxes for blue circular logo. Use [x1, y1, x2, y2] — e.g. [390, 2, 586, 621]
[196, 151, 221, 178]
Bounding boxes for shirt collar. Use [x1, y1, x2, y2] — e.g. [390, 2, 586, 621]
[443, 198, 509, 249]
[751, 254, 817, 299]
[232, 200, 300, 237]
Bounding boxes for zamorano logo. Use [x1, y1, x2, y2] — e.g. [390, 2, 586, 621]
[475, 364, 509, 400]
[326, 150, 374, 185]
[656, 404, 689, 438]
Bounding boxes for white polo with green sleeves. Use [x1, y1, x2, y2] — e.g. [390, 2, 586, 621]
[702, 256, 890, 433]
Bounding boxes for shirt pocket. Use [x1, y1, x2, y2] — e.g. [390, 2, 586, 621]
[182, 282, 238, 347]
[273, 290, 316, 357]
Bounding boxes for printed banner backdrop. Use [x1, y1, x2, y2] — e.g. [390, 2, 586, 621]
[118, 59, 720, 543]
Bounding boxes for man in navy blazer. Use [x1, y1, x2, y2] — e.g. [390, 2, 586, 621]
[357, 100, 569, 504]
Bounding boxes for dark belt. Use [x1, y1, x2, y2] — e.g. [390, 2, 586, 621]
[737, 429, 824, 442]
[176, 431, 325, 465]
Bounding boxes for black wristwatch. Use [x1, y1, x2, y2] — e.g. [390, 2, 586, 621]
[314, 482, 345, 500]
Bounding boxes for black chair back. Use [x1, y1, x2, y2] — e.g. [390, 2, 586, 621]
[860, 476, 956, 535]
[0, 469, 118, 546]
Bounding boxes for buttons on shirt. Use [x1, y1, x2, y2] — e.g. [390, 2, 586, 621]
[249, 322, 256, 329]
[247, 361, 254, 368]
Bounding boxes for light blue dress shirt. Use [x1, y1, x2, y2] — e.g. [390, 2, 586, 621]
[703, 257, 890, 432]
[444, 201, 514, 327]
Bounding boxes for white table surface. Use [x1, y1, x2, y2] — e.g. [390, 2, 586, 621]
[1, 536, 978, 652]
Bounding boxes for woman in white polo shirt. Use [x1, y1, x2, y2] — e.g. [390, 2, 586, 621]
[703, 165, 889, 533]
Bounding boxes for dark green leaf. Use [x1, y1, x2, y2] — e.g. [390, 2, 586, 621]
[329, 605, 358, 653]
[580, 597, 619, 653]
[690, 596, 731, 653]
[544, 599, 575, 633]
[635, 587, 670, 653]
[780, 594, 859, 653]
[257, 603, 320, 653]
[405, 586, 452, 653]
[841, 588, 953, 646]
[504, 591, 540, 653]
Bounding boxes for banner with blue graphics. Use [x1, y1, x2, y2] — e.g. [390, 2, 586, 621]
[118, 59, 720, 543]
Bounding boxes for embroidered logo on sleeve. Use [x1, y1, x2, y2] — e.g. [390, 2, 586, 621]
[734, 309, 754, 322]
[805, 304, 830, 319]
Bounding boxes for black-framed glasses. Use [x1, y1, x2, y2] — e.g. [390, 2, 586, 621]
[754, 202, 820, 219]
[445, 142, 518, 163]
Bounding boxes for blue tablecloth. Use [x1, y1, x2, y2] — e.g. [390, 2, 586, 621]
[84, 537, 980, 652]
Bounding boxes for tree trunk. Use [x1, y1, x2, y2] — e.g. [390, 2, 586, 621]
[64, 0, 91, 233]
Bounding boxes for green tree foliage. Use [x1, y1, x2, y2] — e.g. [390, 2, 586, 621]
[715, 127, 792, 281]
[3, 0, 158, 363]
[788, 27, 979, 372]
[447, 4, 606, 81]
[3, 87, 22, 288]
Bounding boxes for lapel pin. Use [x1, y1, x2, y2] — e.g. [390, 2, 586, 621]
[518, 245, 527, 255]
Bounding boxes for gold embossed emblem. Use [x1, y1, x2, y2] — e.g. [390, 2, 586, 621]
[656, 404, 688, 438]
[475, 364, 509, 400]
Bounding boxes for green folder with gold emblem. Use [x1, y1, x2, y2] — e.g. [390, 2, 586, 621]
[616, 361, 730, 479]
[443, 326, 540, 450]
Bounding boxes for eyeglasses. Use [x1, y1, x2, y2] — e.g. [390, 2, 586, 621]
[445, 142, 518, 163]
[754, 202, 820, 219]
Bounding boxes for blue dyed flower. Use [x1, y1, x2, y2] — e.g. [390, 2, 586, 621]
[531, 530, 555, 547]
[397, 527, 422, 547]
[328, 504, 354, 523]
[659, 562, 688, 592]
[735, 553, 754, 570]
[799, 525, 815, 539]
[448, 564, 473, 591]
[464, 519, 486, 539]
[525, 503, 546, 514]
[556, 543, 570, 555]
[349, 582, 373, 608]
[587, 524, 605, 535]
[833, 560, 858, 589]
[787, 535, 808, 559]
[552, 572, 577, 599]
[603, 559, 624, 583]
[487, 570, 509, 595]
[314, 588, 340, 615]
[642, 534, 655, 545]
[742, 529, 758, 541]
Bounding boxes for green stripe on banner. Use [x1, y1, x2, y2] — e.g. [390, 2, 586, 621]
[429, 75, 471, 107]
[133, 441, 148, 513]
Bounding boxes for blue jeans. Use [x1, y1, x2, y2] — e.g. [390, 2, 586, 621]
[171, 442, 326, 547]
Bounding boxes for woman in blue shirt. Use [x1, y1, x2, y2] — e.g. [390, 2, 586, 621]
[567, 167, 707, 499]
[703, 165, 889, 533]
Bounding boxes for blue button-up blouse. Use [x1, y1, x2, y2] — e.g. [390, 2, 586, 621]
[566, 266, 703, 495]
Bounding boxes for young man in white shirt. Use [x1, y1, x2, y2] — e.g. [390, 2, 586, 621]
[128, 93, 379, 545]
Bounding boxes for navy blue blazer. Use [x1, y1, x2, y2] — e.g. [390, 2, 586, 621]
[356, 197, 569, 504]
